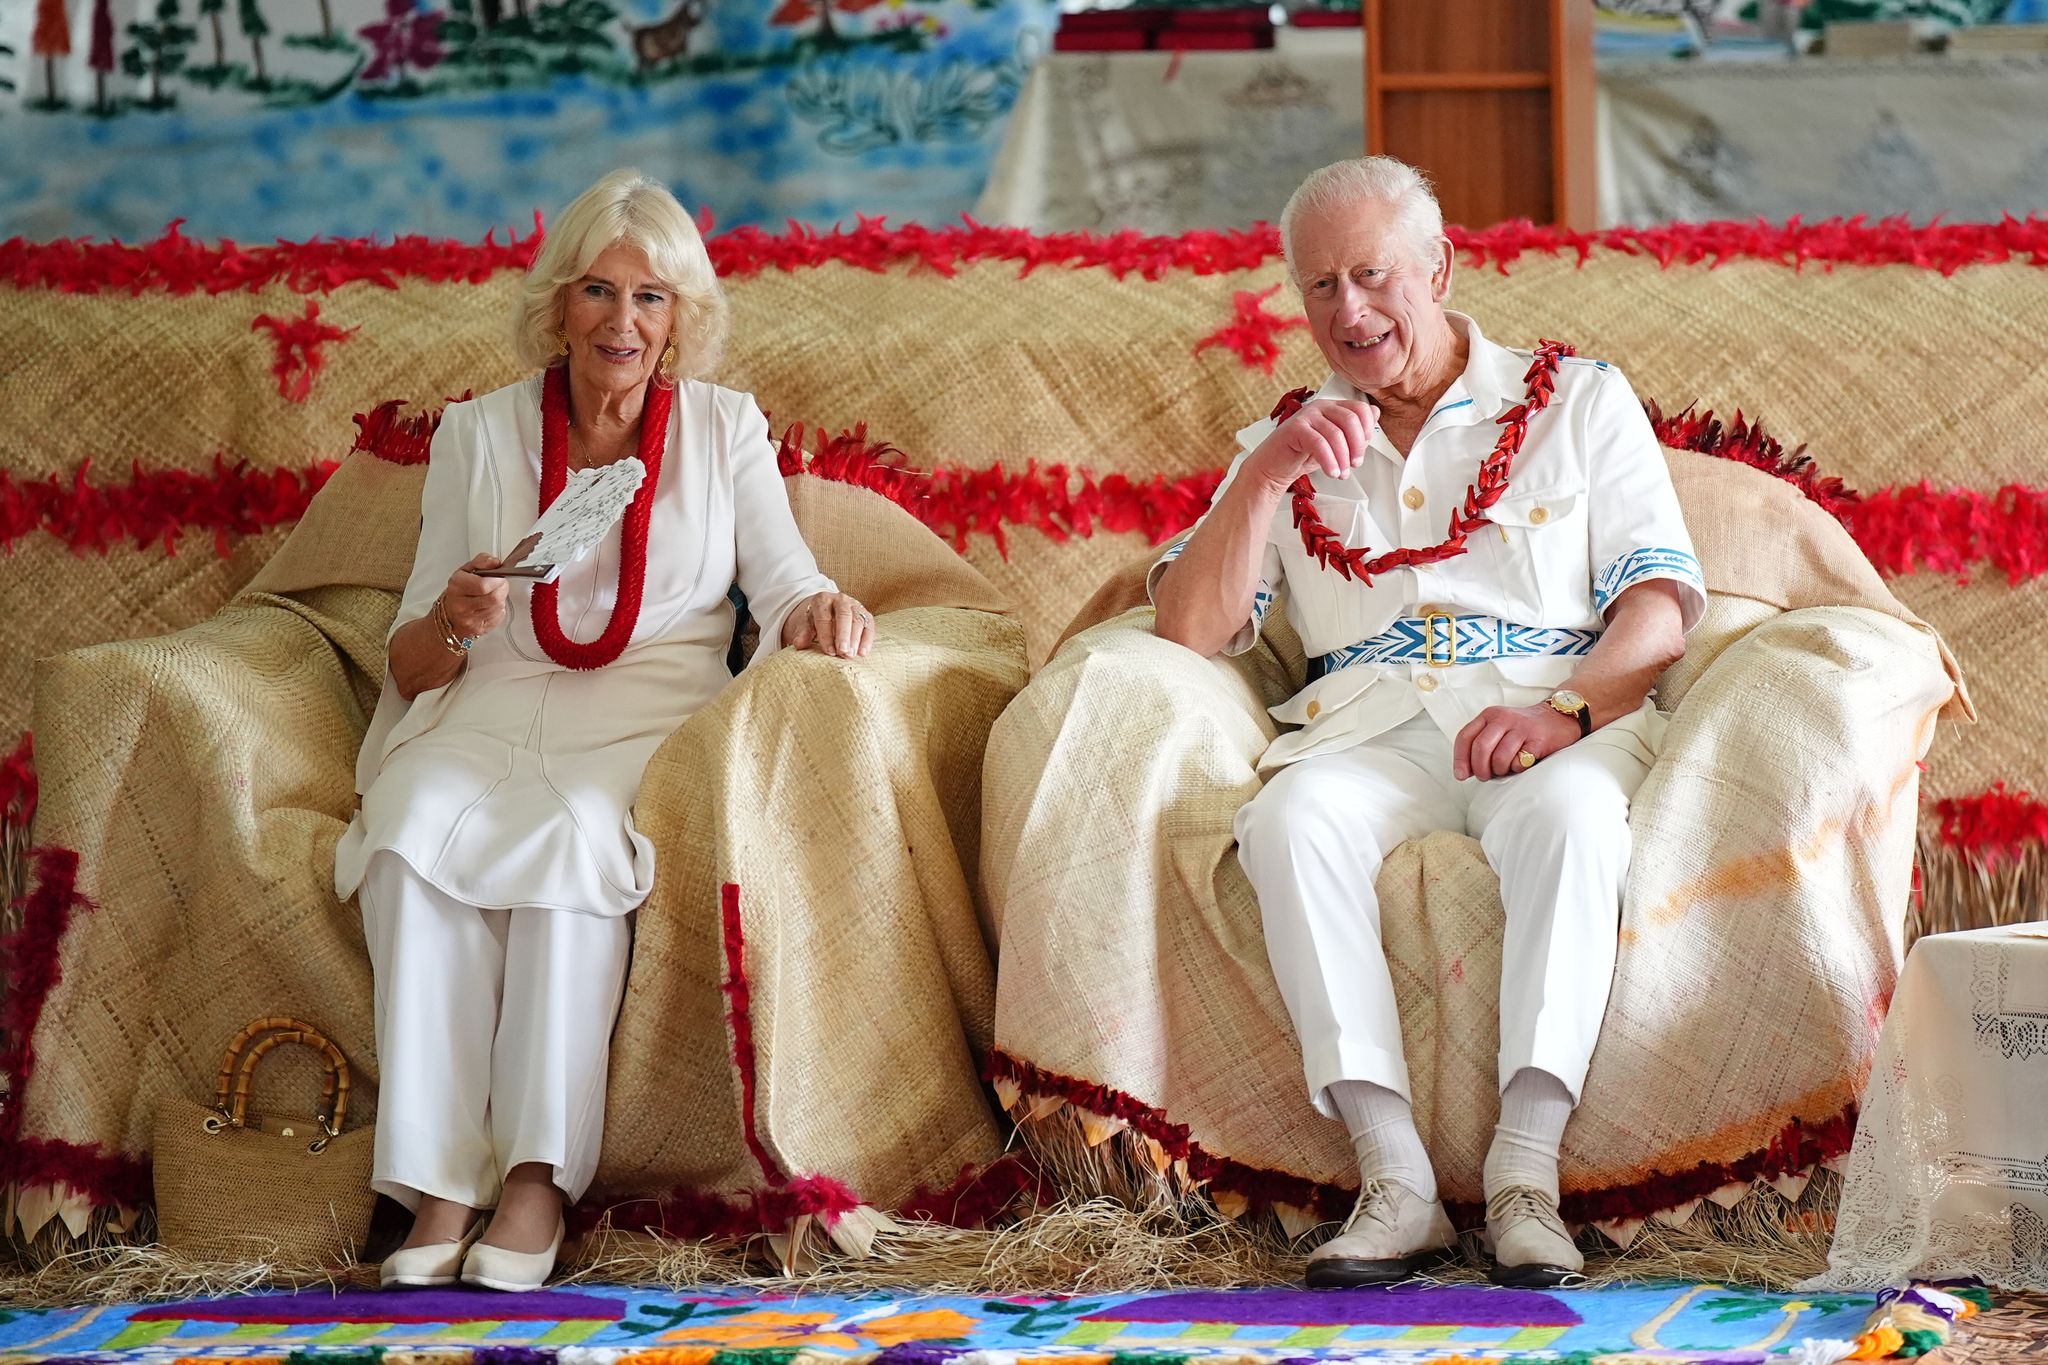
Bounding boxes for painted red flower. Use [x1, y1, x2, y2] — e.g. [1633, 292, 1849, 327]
[359, 0, 444, 83]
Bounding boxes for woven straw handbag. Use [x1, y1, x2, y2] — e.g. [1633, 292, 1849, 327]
[152, 1016, 375, 1265]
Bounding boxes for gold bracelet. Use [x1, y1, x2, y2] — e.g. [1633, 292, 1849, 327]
[432, 595, 474, 658]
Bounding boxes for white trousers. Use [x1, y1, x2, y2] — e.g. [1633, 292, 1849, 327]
[1235, 711, 1651, 1118]
[359, 852, 632, 1211]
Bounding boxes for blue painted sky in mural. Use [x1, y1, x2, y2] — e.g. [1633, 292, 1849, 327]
[0, 0, 1048, 239]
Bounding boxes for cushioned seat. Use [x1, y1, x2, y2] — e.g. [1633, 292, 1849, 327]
[10, 437, 1028, 1261]
[980, 449, 1966, 1247]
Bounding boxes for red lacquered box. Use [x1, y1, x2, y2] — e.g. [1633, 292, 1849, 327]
[1156, 5, 1274, 49]
[1164, 4, 1270, 26]
[1054, 8, 1167, 50]
[1289, 8, 1362, 25]
[1155, 26, 1274, 48]
[1053, 27, 1154, 49]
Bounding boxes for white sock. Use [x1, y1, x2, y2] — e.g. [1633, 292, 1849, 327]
[1327, 1080, 1438, 1202]
[1484, 1067, 1575, 1204]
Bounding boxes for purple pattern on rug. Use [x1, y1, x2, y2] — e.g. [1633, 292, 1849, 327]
[132, 1288, 627, 1324]
[1085, 1286, 1581, 1328]
[472, 1349, 562, 1365]
[872, 1346, 970, 1365]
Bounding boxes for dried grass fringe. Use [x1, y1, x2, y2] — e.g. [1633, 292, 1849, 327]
[1912, 834, 2046, 943]
[1011, 1110, 1840, 1293]
[0, 1214, 372, 1308]
[0, 1178, 1841, 1308]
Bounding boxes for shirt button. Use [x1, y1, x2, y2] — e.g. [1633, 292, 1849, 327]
[1402, 487, 1426, 511]
[1528, 505, 1549, 525]
[1306, 700, 1321, 720]
[1417, 675, 1438, 693]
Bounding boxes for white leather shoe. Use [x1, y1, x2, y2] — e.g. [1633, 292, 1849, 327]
[1304, 1180, 1458, 1288]
[460, 1216, 565, 1292]
[379, 1216, 485, 1289]
[1484, 1185, 1585, 1287]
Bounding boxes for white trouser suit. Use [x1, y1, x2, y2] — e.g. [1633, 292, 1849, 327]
[1154, 316, 1709, 1121]
[359, 852, 631, 1210]
[1235, 710, 1651, 1115]
[340, 378, 839, 1210]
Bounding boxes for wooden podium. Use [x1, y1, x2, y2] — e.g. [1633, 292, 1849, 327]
[1364, 0, 1596, 230]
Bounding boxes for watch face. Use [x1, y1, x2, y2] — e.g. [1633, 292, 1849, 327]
[1550, 689, 1587, 712]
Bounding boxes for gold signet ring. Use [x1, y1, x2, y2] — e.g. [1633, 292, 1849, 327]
[1517, 750, 1538, 770]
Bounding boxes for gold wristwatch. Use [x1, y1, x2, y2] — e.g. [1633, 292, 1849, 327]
[1545, 688, 1592, 738]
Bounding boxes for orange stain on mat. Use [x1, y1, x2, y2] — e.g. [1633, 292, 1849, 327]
[1625, 752, 1924, 940]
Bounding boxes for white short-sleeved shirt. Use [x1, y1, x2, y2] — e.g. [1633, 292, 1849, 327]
[1149, 312, 1705, 772]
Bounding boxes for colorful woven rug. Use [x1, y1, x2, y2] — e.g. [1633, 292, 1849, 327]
[0, 1282, 1888, 1364]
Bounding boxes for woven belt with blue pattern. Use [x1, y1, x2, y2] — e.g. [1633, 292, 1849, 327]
[1309, 611, 1602, 679]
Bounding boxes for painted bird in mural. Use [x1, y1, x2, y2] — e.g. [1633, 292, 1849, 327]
[628, 0, 706, 70]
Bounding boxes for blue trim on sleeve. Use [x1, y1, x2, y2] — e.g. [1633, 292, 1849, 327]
[1594, 547, 1704, 613]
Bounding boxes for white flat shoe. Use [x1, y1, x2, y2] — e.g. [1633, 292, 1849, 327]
[460, 1216, 565, 1292]
[379, 1216, 485, 1289]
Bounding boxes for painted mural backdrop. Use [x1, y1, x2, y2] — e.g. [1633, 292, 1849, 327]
[0, 0, 1048, 238]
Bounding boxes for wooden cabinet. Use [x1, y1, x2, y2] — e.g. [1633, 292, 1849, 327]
[1364, 0, 1596, 229]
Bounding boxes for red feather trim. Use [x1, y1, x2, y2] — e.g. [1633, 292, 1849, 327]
[1, 731, 34, 835]
[1, 1138, 153, 1212]
[1848, 481, 2048, 586]
[11, 216, 2048, 297]
[0, 456, 339, 558]
[0, 217, 543, 296]
[349, 392, 469, 465]
[1193, 284, 1307, 375]
[572, 1158, 1033, 1241]
[719, 882, 787, 1187]
[0, 848, 93, 1179]
[1934, 785, 2048, 871]
[14, 398, 2048, 600]
[894, 1153, 1043, 1227]
[249, 300, 360, 404]
[986, 1050, 1350, 1222]
[1646, 400, 1859, 527]
[987, 1049, 1856, 1228]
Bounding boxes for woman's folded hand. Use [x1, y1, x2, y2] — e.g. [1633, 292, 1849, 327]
[783, 591, 875, 659]
[444, 555, 511, 640]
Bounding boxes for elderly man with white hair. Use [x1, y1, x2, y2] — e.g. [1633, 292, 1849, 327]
[1152, 156, 1704, 1288]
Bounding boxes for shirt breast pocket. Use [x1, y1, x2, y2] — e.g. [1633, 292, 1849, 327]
[1480, 485, 1588, 624]
[1282, 486, 1393, 649]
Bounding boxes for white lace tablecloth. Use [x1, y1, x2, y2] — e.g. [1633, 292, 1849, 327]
[1819, 923, 2048, 1291]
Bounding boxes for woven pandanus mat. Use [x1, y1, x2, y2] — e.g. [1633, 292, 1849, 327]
[1891, 574, 2048, 805]
[15, 252, 2048, 494]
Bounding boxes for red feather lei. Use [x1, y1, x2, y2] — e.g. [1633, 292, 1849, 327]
[1280, 339, 1574, 584]
[532, 366, 671, 671]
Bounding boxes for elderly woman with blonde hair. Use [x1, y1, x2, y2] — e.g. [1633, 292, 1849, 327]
[335, 169, 874, 1292]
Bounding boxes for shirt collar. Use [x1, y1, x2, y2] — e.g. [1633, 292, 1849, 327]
[1308, 310, 1521, 432]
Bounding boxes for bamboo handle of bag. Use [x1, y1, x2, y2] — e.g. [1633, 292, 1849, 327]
[213, 1015, 303, 1114]
[213, 1017, 352, 1134]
